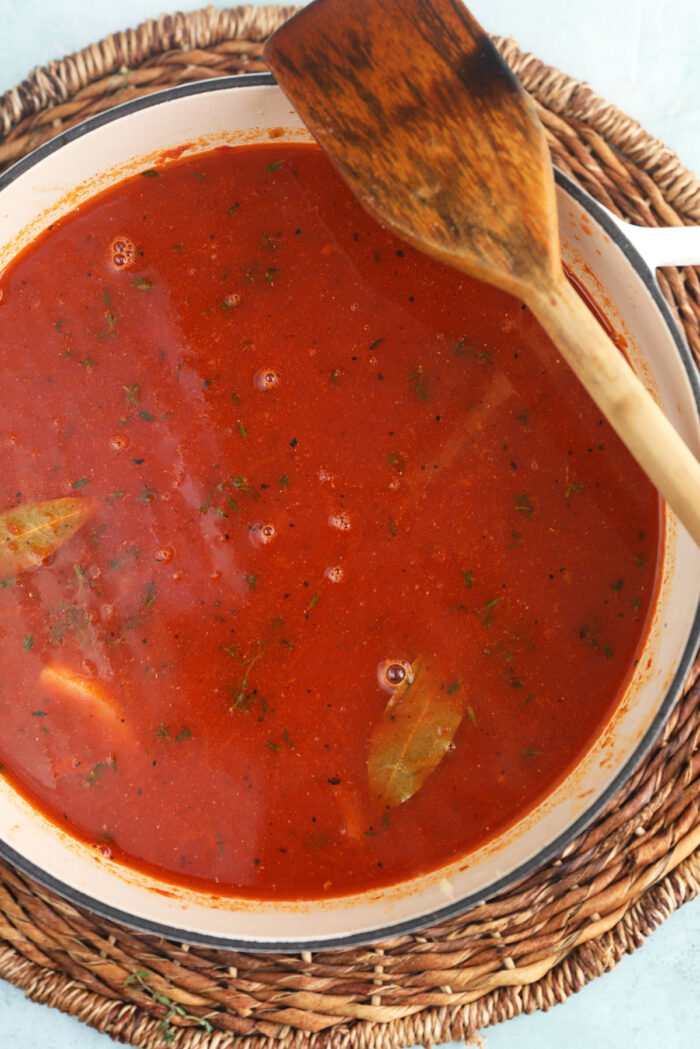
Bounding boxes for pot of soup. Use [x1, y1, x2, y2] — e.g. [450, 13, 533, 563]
[0, 75, 699, 950]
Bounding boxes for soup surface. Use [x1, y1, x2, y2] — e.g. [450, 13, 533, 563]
[0, 143, 660, 899]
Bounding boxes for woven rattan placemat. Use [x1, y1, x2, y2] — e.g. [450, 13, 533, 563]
[2, 6, 700, 1047]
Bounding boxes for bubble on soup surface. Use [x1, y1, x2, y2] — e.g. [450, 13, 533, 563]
[324, 565, 343, 582]
[377, 659, 413, 693]
[329, 511, 351, 531]
[250, 521, 277, 546]
[154, 546, 174, 563]
[254, 368, 280, 390]
[110, 236, 135, 267]
[110, 434, 129, 451]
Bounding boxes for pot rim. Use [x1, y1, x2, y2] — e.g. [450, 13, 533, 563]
[1, 73, 699, 952]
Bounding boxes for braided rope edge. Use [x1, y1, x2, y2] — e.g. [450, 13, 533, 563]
[0, 5, 699, 1047]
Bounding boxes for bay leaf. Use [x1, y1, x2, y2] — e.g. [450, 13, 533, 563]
[368, 658, 462, 808]
[0, 497, 96, 580]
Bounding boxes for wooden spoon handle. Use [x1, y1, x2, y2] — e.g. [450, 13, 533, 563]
[531, 276, 700, 545]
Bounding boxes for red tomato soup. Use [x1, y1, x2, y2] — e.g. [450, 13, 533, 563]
[0, 143, 661, 900]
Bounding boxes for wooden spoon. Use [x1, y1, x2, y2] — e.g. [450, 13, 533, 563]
[263, 0, 700, 546]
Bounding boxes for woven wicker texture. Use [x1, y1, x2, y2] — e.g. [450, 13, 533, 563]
[1, 6, 700, 1047]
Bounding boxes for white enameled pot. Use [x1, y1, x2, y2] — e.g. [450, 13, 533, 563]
[1, 76, 700, 951]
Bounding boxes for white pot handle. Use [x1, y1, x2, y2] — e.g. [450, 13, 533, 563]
[606, 213, 700, 270]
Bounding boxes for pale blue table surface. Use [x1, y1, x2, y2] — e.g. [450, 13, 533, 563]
[1, 2, 699, 1047]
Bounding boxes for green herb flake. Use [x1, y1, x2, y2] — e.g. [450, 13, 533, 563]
[107, 487, 124, 504]
[23, 634, 34, 652]
[133, 276, 153, 291]
[262, 231, 283, 250]
[407, 365, 428, 401]
[635, 552, 647, 567]
[463, 569, 474, 589]
[632, 598, 642, 611]
[516, 411, 528, 425]
[282, 727, 296, 749]
[307, 592, 320, 610]
[265, 160, 284, 172]
[603, 644, 613, 660]
[200, 483, 220, 514]
[142, 581, 157, 608]
[98, 290, 118, 339]
[0, 579, 16, 588]
[237, 420, 248, 440]
[453, 336, 492, 362]
[86, 756, 117, 786]
[140, 168, 159, 177]
[580, 624, 597, 648]
[508, 529, 522, 549]
[156, 722, 170, 739]
[227, 202, 240, 215]
[611, 578, 623, 591]
[447, 681, 461, 695]
[264, 268, 280, 284]
[564, 482, 584, 499]
[98, 315, 117, 340]
[467, 705, 477, 724]
[72, 477, 90, 489]
[229, 682, 255, 713]
[481, 596, 501, 627]
[175, 727, 192, 743]
[389, 517, 398, 536]
[330, 368, 340, 386]
[522, 747, 541, 758]
[382, 811, 390, 830]
[515, 494, 534, 517]
[279, 474, 290, 491]
[266, 740, 281, 751]
[171, 243, 183, 252]
[369, 337, 385, 351]
[244, 573, 257, 591]
[124, 970, 212, 1042]
[138, 410, 155, 421]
